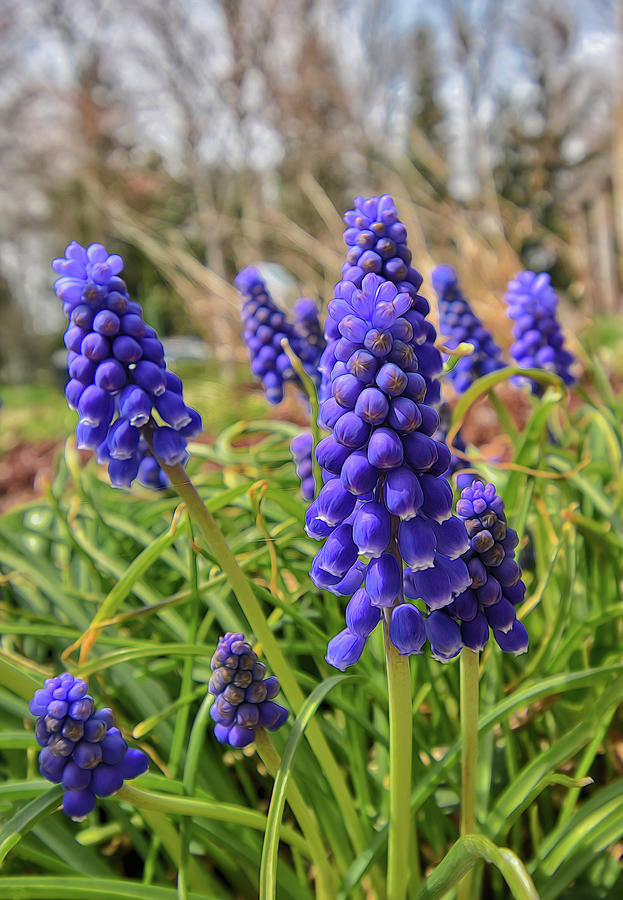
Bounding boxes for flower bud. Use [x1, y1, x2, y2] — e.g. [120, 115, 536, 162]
[389, 604, 425, 655]
[341, 450, 378, 495]
[425, 611, 462, 661]
[334, 411, 371, 448]
[367, 427, 404, 469]
[346, 589, 382, 637]
[365, 553, 402, 607]
[325, 629, 366, 671]
[352, 502, 390, 557]
[494, 619, 529, 655]
[384, 466, 424, 520]
[398, 517, 436, 570]
[152, 426, 188, 466]
[315, 479, 357, 525]
[461, 611, 489, 651]
[354, 387, 389, 425]
[318, 524, 359, 577]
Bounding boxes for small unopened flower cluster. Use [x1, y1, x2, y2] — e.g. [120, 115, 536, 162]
[30, 673, 148, 820]
[209, 633, 288, 748]
[290, 432, 315, 500]
[54, 242, 202, 488]
[236, 267, 321, 405]
[306, 272, 473, 669]
[504, 271, 575, 391]
[427, 482, 528, 659]
[433, 265, 505, 394]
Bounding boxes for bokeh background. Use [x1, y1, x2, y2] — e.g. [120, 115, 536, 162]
[0, 0, 620, 507]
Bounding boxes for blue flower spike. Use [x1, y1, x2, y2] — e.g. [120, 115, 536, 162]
[29, 673, 149, 820]
[428, 481, 529, 660]
[306, 230, 473, 668]
[432, 264, 505, 393]
[504, 270, 576, 392]
[235, 267, 321, 405]
[53, 242, 202, 489]
[209, 633, 288, 748]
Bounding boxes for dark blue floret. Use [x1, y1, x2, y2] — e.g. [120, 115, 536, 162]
[504, 270, 576, 392]
[432, 265, 505, 393]
[29, 673, 149, 820]
[53, 242, 202, 489]
[428, 480, 529, 659]
[235, 268, 321, 405]
[209, 633, 288, 748]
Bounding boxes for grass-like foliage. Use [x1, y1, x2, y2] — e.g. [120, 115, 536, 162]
[2, 293, 623, 898]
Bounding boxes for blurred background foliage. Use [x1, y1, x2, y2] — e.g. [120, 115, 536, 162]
[2, 0, 621, 508]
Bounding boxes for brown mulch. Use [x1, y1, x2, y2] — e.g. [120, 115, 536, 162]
[0, 439, 62, 513]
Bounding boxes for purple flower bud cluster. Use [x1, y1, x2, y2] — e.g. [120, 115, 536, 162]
[340, 195, 442, 406]
[235, 267, 321, 405]
[427, 482, 529, 660]
[53, 242, 202, 489]
[433, 265, 505, 393]
[290, 432, 315, 500]
[292, 298, 326, 371]
[504, 271, 575, 392]
[209, 633, 288, 748]
[29, 673, 148, 820]
[305, 273, 472, 670]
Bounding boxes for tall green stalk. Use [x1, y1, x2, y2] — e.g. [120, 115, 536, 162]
[154, 456, 368, 864]
[255, 728, 334, 900]
[383, 609, 417, 900]
[458, 648, 480, 900]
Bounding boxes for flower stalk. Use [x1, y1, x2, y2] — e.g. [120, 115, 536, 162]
[255, 728, 334, 900]
[383, 608, 418, 899]
[458, 647, 480, 900]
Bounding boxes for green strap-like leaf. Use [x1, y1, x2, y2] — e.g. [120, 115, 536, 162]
[0, 876, 214, 899]
[414, 834, 538, 900]
[259, 674, 352, 900]
[0, 785, 63, 866]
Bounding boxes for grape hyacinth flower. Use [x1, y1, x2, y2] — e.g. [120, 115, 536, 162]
[433, 265, 505, 393]
[504, 270, 575, 392]
[292, 297, 326, 371]
[426, 481, 529, 660]
[53, 242, 202, 489]
[291, 432, 315, 500]
[209, 632, 288, 748]
[29, 673, 148, 820]
[235, 267, 320, 405]
[340, 195, 443, 406]
[305, 273, 472, 669]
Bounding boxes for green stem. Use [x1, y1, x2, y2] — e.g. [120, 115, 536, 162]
[383, 610, 416, 900]
[148, 455, 368, 864]
[414, 834, 538, 900]
[458, 648, 480, 900]
[255, 729, 334, 900]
